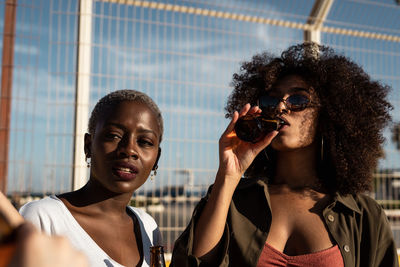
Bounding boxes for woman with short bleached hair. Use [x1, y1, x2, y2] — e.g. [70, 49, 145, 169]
[21, 90, 164, 267]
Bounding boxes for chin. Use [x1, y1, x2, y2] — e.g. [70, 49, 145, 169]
[271, 140, 299, 152]
[104, 181, 143, 195]
[120, 181, 145, 193]
[271, 138, 289, 150]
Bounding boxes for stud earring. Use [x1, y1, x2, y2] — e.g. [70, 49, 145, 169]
[150, 165, 158, 180]
[85, 156, 91, 168]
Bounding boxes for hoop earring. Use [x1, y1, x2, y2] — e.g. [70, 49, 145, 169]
[263, 148, 269, 161]
[85, 156, 91, 168]
[320, 136, 324, 162]
[150, 165, 158, 180]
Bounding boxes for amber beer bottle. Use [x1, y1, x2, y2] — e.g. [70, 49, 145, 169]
[0, 216, 17, 267]
[150, 246, 166, 267]
[234, 114, 284, 143]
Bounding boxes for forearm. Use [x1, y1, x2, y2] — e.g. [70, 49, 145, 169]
[192, 172, 238, 258]
[0, 192, 24, 230]
[190, 104, 275, 260]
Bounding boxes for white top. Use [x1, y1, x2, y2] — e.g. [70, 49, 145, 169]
[20, 195, 162, 267]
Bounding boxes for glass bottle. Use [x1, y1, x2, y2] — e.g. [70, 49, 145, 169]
[150, 245, 166, 267]
[234, 114, 284, 143]
[0, 216, 17, 267]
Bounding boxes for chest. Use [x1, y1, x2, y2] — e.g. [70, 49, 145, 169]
[269, 192, 326, 222]
[74, 213, 142, 267]
[266, 191, 334, 255]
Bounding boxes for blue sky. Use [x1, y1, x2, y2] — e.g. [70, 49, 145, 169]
[1, 0, 399, 193]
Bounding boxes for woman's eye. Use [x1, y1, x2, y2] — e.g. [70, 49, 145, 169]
[105, 133, 122, 140]
[138, 138, 154, 147]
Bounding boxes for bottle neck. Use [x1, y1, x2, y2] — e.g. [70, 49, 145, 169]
[150, 246, 166, 267]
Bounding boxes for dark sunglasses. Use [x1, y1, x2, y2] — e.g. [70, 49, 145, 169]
[258, 92, 318, 112]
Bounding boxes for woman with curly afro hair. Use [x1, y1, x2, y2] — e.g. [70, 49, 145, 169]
[171, 43, 398, 267]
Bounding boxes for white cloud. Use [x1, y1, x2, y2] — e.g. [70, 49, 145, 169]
[14, 43, 39, 55]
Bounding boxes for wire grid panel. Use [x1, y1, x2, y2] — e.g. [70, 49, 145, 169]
[2, 0, 79, 195]
[321, 0, 400, 248]
[1, 0, 400, 253]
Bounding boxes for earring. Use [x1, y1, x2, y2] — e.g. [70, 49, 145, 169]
[320, 136, 324, 162]
[85, 156, 91, 168]
[150, 165, 158, 180]
[263, 148, 269, 161]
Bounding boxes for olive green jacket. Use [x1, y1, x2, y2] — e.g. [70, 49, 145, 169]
[171, 178, 399, 267]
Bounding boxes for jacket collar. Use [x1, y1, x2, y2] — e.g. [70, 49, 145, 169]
[334, 193, 362, 214]
[237, 177, 362, 215]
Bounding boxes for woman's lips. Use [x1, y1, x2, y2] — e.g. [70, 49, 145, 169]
[277, 117, 289, 131]
[112, 163, 138, 180]
[112, 168, 137, 180]
[278, 124, 289, 131]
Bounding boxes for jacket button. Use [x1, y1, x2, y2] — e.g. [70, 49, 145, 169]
[344, 245, 350, 252]
[327, 214, 334, 222]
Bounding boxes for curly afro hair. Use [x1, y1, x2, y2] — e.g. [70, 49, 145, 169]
[225, 42, 392, 195]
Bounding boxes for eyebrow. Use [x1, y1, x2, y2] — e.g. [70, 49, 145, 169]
[104, 122, 158, 137]
[137, 128, 158, 136]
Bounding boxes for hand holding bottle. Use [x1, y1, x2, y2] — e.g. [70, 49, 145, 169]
[192, 104, 278, 259]
[216, 104, 278, 186]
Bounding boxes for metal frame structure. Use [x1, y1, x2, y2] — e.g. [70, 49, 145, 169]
[1, 0, 397, 201]
[304, 0, 334, 44]
[69, 0, 400, 193]
[96, 0, 400, 42]
[1, 0, 399, 256]
[72, 0, 92, 190]
[0, 0, 17, 194]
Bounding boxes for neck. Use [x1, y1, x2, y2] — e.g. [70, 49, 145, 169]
[272, 142, 322, 191]
[64, 179, 133, 216]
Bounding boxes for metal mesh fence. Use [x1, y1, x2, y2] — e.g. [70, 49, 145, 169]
[1, 0, 399, 254]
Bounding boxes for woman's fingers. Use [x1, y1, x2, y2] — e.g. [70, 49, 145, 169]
[218, 104, 279, 179]
[221, 104, 276, 152]
[223, 111, 239, 137]
[247, 105, 258, 115]
[223, 104, 257, 138]
[238, 103, 251, 117]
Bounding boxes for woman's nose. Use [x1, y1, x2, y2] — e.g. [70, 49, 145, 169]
[118, 138, 139, 159]
[275, 99, 288, 114]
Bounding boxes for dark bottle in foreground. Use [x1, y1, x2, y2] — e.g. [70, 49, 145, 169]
[0, 216, 17, 267]
[150, 245, 166, 267]
[234, 114, 284, 143]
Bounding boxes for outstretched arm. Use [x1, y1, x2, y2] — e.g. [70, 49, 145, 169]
[7, 223, 88, 267]
[1, 192, 88, 267]
[0, 191, 24, 233]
